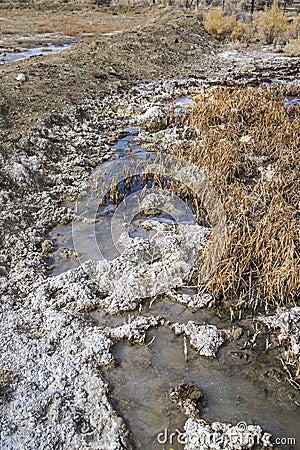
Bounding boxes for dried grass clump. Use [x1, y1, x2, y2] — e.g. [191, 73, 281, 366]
[290, 14, 300, 39]
[285, 36, 300, 57]
[257, 3, 290, 45]
[33, 13, 125, 37]
[34, 17, 104, 36]
[176, 86, 300, 312]
[204, 8, 252, 43]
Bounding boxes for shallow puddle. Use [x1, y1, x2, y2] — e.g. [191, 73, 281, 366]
[0, 41, 78, 64]
[46, 225, 79, 276]
[105, 335, 300, 450]
[45, 93, 299, 449]
[91, 300, 300, 449]
[102, 308, 299, 450]
[47, 98, 198, 276]
[283, 95, 300, 108]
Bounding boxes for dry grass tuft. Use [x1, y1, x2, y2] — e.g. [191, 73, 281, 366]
[285, 36, 300, 57]
[204, 8, 252, 43]
[176, 86, 300, 312]
[34, 17, 114, 36]
[290, 14, 300, 39]
[257, 3, 290, 45]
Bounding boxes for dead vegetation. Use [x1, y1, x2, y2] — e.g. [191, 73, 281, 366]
[0, 6, 142, 40]
[203, 8, 252, 43]
[257, 3, 290, 45]
[34, 16, 114, 36]
[176, 85, 300, 313]
[203, 5, 300, 49]
[285, 36, 300, 56]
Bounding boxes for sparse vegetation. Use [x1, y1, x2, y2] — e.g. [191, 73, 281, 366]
[203, 4, 300, 52]
[177, 86, 300, 313]
[290, 14, 300, 39]
[203, 8, 252, 42]
[257, 3, 290, 44]
[34, 16, 106, 36]
[0, 5, 141, 38]
[1, 0, 300, 54]
[285, 36, 300, 56]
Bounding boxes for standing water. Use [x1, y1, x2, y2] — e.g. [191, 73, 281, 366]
[46, 95, 299, 449]
[0, 41, 79, 64]
[96, 301, 300, 450]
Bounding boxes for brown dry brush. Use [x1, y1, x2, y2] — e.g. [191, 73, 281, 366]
[176, 85, 300, 313]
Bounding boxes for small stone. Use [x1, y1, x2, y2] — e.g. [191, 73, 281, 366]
[0, 266, 7, 277]
[170, 383, 203, 402]
[189, 292, 214, 309]
[136, 105, 167, 132]
[171, 321, 225, 357]
[16, 73, 26, 82]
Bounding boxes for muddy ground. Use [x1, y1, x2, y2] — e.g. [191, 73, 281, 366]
[1, 4, 299, 151]
[0, 4, 299, 450]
